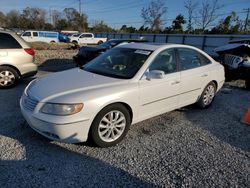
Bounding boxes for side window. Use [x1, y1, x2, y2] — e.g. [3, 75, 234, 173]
[149, 49, 177, 74]
[199, 54, 211, 66]
[0, 33, 22, 49]
[85, 34, 93, 38]
[22, 32, 31, 37]
[33, 32, 38, 37]
[177, 48, 211, 70]
[80, 34, 85, 38]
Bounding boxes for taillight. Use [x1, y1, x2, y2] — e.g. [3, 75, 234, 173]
[24, 48, 35, 56]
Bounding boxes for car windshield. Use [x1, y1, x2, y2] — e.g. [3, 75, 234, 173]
[83, 47, 152, 79]
[98, 40, 120, 48]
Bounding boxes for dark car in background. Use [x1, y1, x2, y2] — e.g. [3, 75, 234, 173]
[59, 33, 70, 43]
[214, 39, 250, 90]
[73, 39, 148, 66]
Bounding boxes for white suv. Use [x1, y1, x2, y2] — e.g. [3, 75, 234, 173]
[0, 30, 37, 88]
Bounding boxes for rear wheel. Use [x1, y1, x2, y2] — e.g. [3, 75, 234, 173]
[0, 66, 19, 88]
[97, 40, 103, 45]
[197, 82, 216, 109]
[90, 104, 131, 147]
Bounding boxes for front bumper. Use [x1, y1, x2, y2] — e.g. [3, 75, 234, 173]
[20, 98, 91, 143]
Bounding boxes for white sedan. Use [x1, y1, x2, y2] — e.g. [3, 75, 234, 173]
[20, 43, 225, 147]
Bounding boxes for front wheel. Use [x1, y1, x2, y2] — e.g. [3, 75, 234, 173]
[0, 66, 19, 88]
[90, 104, 131, 147]
[197, 82, 216, 109]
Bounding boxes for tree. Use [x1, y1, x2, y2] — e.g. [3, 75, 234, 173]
[141, 0, 167, 32]
[195, 0, 223, 32]
[172, 14, 186, 33]
[92, 20, 114, 32]
[184, 0, 198, 33]
[138, 26, 150, 33]
[6, 10, 20, 28]
[0, 11, 6, 27]
[18, 7, 47, 29]
[55, 19, 68, 30]
[119, 25, 137, 33]
[62, 8, 88, 31]
[210, 12, 241, 34]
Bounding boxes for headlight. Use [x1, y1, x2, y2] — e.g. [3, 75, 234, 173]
[41, 103, 83, 116]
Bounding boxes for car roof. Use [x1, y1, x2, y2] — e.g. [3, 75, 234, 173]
[108, 39, 148, 42]
[0, 30, 15, 34]
[118, 43, 190, 51]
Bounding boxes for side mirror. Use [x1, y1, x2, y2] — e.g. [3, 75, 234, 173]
[145, 70, 165, 80]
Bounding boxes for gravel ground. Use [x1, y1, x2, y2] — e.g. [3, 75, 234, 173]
[34, 49, 78, 65]
[0, 50, 250, 187]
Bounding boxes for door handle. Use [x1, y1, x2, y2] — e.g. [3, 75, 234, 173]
[170, 81, 180, 85]
[201, 74, 208, 77]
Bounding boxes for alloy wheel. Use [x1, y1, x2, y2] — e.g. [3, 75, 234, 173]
[98, 110, 126, 142]
[0, 70, 15, 87]
[203, 85, 215, 106]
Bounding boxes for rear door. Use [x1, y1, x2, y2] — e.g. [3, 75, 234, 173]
[176, 48, 212, 106]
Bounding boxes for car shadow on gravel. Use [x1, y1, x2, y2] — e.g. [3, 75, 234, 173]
[0, 79, 159, 188]
[38, 59, 76, 72]
[181, 89, 250, 152]
[0, 128, 159, 187]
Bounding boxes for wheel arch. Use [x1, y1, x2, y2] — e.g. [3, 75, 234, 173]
[0, 64, 21, 78]
[93, 101, 134, 124]
[211, 80, 218, 91]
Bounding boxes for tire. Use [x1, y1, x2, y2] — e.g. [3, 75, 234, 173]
[0, 66, 19, 89]
[246, 78, 250, 90]
[197, 82, 216, 109]
[90, 104, 131, 147]
[72, 40, 78, 45]
[97, 40, 103, 45]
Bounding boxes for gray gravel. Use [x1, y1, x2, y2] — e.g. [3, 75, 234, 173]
[0, 50, 250, 187]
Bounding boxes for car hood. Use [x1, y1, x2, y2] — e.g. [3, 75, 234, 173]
[27, 68, 127, 102]
[78, 46, 107, 55]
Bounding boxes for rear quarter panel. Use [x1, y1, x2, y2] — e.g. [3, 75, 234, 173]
[210, 62, 225, 91]
[0, 49, 34, 75]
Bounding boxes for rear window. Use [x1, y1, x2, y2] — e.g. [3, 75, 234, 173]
[0, 33, 22, 49]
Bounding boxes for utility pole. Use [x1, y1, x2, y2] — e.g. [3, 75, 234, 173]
[243, 8, 250, 32]
[49, 7, 52, 25]
[79, 0, 82, 15]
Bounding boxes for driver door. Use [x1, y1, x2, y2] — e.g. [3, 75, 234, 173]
[139, 48, 181, 120]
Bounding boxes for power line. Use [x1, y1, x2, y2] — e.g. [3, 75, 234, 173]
[79, 0, 81, 14]
[86, 2, 148, 15]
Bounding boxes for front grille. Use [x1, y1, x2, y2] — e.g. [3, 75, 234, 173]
[22, 95, 38, 112]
